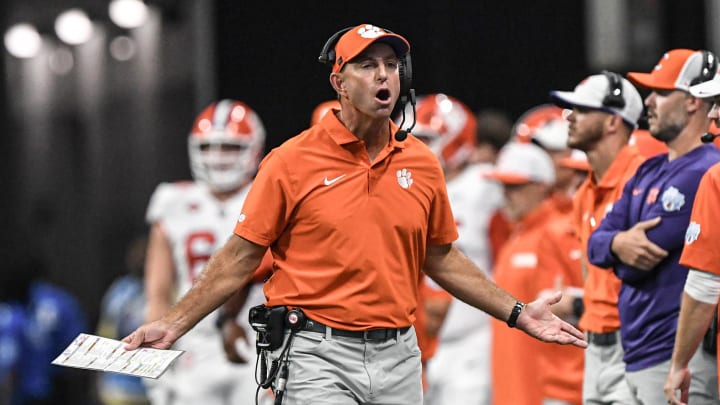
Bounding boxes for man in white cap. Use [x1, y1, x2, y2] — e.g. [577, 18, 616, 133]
[549, 71, 646, 404]
[122, 23, 587, 405]
[665, 69, 720, 405]
[486, 142, 559, 404]
[587, 49, 720, 404]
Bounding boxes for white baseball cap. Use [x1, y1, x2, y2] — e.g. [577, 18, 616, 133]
[549, 73, 644, 128]
[485, 142, 555, 185]
[690, 75, 720, 98]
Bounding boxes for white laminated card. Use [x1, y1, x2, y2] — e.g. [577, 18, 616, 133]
[52, 333, 183, 379]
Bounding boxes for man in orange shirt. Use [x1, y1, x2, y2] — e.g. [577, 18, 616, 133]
[487, 105, 569, 268]
[310, 97, 461, 393]
[535, 191, 587, 405]
[123, 23, 586, 405]
[549, 71, 646, 404]
[487, 141, 562, 405]
[531, 139, 589, 405]
[665, 68, 720, 405]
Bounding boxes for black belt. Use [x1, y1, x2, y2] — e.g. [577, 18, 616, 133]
[587, 331, 618, 346]
[303, 318, 410, 341]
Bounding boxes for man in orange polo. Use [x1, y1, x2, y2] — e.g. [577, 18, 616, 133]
[665, 65, 720, 405]
[549, 71, 646, 404]
[122, 23, 586, 405]
[487, 141, 561, 405]
[533, 152, 589, 405]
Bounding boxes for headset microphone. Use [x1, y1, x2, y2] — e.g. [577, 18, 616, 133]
[701, 132, 718, 143]
[394, 89, 417, 142]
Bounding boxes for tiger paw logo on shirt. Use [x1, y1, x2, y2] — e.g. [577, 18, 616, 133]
[661, 186, 685, 212]
[685, 221, 700, 245]
[397, 168, 413, 189]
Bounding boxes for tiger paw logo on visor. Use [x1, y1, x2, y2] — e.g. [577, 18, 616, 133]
[357, 25, 385, 39]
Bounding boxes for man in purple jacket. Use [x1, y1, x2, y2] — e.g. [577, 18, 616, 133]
[587, 49, 720, 404]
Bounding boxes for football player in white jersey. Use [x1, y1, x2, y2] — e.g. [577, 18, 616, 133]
[402, 94, 504, 405]
[143, 99, 270, 405]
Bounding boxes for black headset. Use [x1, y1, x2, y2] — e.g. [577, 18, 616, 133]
[695, 50, 720, 143]
[691, 50, 718, 86]
[601, 70, 626, 109]
[318, 26, 416, 141]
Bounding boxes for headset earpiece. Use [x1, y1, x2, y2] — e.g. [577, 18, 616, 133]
[602, 70, 626, 109]
[691, 50, 718, 86]
[398, 53, 412, 100]
[318, 27, 353, 67]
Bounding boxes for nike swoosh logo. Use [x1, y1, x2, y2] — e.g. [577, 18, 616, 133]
[324, 174, 346, 186]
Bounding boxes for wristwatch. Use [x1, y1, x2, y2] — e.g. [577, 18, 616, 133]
[506, 301, 525, 328]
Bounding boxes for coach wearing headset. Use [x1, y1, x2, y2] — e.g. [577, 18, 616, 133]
[587, 49, 720, 405]
[123, 23, 586, 404]
[549, 71, 646, 404]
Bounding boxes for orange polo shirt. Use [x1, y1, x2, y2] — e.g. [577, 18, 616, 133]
[535, 212, 584, 405]
[233, 112, 458, 330]
[549, 190, 574, 215]
[491, 200, 558, 405]
[679, 162, 720, 391]
[575, 145, 645, 333]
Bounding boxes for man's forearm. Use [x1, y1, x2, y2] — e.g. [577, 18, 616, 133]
[424, 244, 517, 323]
[162, 236, 264, 337]
[671, 293, 716, 369]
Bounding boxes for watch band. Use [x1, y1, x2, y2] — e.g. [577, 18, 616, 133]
[506, 301, 525, 328]
[572, 296, 585, 318]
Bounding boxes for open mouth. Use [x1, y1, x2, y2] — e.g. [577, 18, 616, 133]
[376, 89, 390, 101]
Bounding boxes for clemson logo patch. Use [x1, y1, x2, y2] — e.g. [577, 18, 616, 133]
[685, 222, 700, 245]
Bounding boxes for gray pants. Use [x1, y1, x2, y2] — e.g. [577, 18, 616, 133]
[269, 326, 423, 404]
[625, 345, 719, 405]
[583, 331, 635, 404]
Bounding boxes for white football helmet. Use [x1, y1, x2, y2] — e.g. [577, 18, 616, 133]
[511, 104, 568, 151]
[404, 93, 477, 171]
[310, 99, 340, 126]
[188, 99, 266, 192]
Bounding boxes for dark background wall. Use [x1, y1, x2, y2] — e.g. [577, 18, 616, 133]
[0, 0, 710, 329]
[215, 1, 588, 150]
